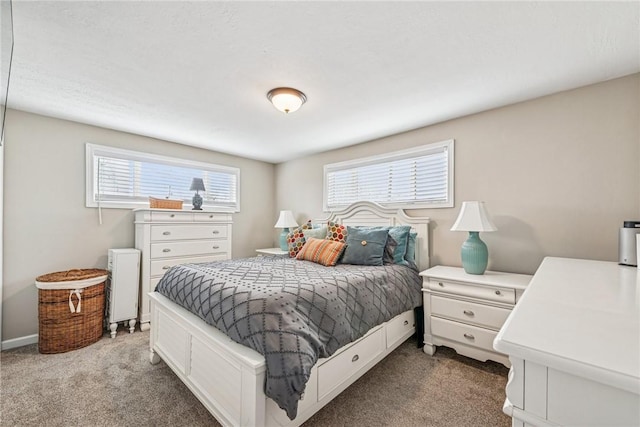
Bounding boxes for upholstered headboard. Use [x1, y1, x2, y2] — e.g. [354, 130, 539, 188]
[316, 201, 430, 270]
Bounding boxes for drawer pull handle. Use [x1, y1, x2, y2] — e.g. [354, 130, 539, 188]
[438, 282, 444, 287]
[162, 231, 171, 236]
[403, 320, 409, 326]
[209, 215, 214, 218]
[162, 248, 171, 253]
[212, 230, 220, 234]
[212, 245, 220, 249]
[495, 290, 502, 295]
[351, 354, 359, 363]
[170, 214, 175, 218]
[463, 310, 474, 317]
[162, 266, 170, 270]
[463, 333, 475, 340]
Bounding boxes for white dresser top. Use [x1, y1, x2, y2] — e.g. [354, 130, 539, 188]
[494, 257, 640, 394]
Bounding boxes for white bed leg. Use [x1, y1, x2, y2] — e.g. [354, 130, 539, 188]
[150, 349, 161, 365]
[128, 318, 136, 334]
[423, 343, 436, 356]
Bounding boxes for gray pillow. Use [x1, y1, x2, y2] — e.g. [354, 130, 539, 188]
[341, 227, 389, 266]
[302, 226, 328, 240]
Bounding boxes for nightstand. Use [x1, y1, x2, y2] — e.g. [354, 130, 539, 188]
[255, 247, 289, 256]
[420, 265, 531, 367]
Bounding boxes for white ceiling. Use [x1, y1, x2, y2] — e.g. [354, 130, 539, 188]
[8, 1, 640, 163]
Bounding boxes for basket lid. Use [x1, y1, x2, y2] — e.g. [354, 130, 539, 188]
[35, 269, 108, 290]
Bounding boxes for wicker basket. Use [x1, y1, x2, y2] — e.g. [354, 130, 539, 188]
[36, 269, 108, 354]
[149, 196, 183, 209]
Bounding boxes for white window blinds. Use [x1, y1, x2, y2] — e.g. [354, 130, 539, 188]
[86, 144, 240, 211]
[324, 139, 454, 210]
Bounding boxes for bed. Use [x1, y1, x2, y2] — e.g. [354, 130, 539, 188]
[148, 201, 430, 426]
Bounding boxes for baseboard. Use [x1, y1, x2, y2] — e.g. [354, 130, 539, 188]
[2, 334, 38, 351]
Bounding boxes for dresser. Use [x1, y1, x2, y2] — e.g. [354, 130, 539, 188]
[134, 209, 232, 331]
[494, 257, 640, 426]
[420, 266, 531, 367]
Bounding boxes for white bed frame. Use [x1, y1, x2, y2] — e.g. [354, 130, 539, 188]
[149, 201, 430, 427]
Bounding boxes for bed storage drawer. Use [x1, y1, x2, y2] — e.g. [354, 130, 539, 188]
[151, 225, 228, 241]
[431, 296, 511, 330]
[431, 317, 498, 353]
[150, 240, 229, 259]
[317, 326, 385, 400]
[385, 310, 415, 349]
[428, 278, 515, 304]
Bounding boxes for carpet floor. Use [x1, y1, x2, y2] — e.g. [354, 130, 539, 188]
[1, 330, 510, 426]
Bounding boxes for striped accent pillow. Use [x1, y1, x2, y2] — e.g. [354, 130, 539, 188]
[296, 237, 346, 267]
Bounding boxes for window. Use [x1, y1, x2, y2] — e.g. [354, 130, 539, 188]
[86, 144, 240, 211]
[324, 139, 453, 211]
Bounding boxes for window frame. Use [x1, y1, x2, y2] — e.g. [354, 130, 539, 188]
[85, 143, 240, 212]
[323, 139, 454, 211]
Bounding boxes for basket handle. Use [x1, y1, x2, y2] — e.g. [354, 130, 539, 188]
[64, 269, 83, 278]
[68, 289, 83, 313]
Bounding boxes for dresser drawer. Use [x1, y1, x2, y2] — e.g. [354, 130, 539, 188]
[385, 310, 415, 349]
[194, 212, 232, 222]
[431, 295, 511, 330]
[151, 211, 193, 222]
[317, 326, 385, 400]
[151, 225, 228, 241]
[427, 278, 515, 304]
[150, 254, 227, 277]
[431, 316, 498, 353]
[150, 240, 229, 259]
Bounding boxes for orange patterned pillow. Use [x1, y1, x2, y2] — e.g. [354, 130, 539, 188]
[296, 238, 346, 267]
[326, 220, 348, 243]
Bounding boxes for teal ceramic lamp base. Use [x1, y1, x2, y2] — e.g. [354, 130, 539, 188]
[461, 231, 489, 275]
[279, 228, 290, 251]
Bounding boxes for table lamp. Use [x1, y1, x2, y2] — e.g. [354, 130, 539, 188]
[190, 178, 206, 210]
[275, 210, 298, 251]
[450, 201, 497, 275]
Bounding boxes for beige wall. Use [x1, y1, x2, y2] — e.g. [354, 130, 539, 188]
[276, 74, 640, 275]
[3, 110, 275, 340]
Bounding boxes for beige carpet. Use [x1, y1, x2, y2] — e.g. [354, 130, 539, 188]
[0, 330, 510, 427]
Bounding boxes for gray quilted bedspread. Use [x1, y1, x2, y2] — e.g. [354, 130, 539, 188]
[154, 256, 422, 420]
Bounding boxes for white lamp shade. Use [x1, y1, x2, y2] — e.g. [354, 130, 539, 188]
[450, 201, 497, 232]
[274, 210, 299, 229]
[267, 88, 306, 114]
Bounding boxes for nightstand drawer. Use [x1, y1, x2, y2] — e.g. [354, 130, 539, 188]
[431, 317, 498, 353]
[427, 278, 515, 304]
[431, 295, 511, 330]
[151, 225, 227, 241]
[150, 240, 229, 259]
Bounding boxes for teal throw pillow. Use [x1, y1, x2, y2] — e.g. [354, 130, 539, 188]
[405, 232, 418, 265]
[341, 227, 389, 266]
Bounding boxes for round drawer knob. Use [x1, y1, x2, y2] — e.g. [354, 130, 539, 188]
[438, 282, 444, 287]
[162, 231, 171, 236]
[212, 246, 220, 249]
[463, 333, 475, 340]
[351, 354, 359, 363]
[495, 290, 501, 295]
[403, 320, 409, 325]
[162, 248, 171, 253]
[212, 230, 220, 234]
[463, 310, 474, 317]
[170, 214, 175, 218]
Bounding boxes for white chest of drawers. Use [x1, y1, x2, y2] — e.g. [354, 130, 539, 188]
[134, 209, 233, 331]
[420, 266, 531, 367]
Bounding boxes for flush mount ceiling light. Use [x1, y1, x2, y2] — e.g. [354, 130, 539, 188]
[267, 87, 307, 114]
